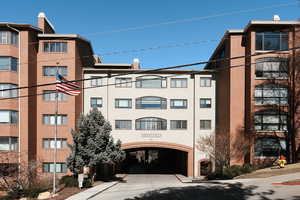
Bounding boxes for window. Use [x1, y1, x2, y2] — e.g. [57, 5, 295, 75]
[0, 31, 18, 45]
[0, 137, 18, 151]
[136, 96, 167, 109]
[43, 138, 67, 149]
[170, 120, 187, 130]
[90, 76, 102, 87]
[136, 75, 167, 88]
[43, 42, 67, 52]
[43, 163, 67, 173]
[0, 111, 18, 124]
[170, 99, 187, 109]
[0, 84, 17, 98]
[43, 114, 67, 125]
[254, 110, 287, 131]
[43, 91, 68, 101]
[200, 120, 211, 130]
[255, 84, 288, 105]
[115, 78, 132, 88]
[115, 99, 132, 108]
[136, 117, 167, 130]
[255, 57, 288, 78]
[43, 66, 68, 76]
[200, 98, 212, 108]
[200, 77, 211, 87]
[171, 78, 187, 88]
[115, 120, 132, 130]
[90, 97, 102, 108]
[254, 137, 286, 157]
[0, 57, 18, 71]
[256, 32, 288, 51]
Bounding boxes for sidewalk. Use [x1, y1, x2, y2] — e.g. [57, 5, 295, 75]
[66, 181, 118, 200]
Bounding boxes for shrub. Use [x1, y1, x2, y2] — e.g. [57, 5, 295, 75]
[222, 165, 244, 179]
[59, 175, 78, 187]
[241, 164, 255, 174]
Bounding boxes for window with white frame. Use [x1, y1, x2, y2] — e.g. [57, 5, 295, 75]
[43, 162, 67, 173]
[0, 31, 18, 45]
[115, 120, 132, 130]
[200, 77, 211, 87]
[43, 114, 67, 125]
[136, 117, 167, 130]
[200, 120, 211, 130]
[255, 57, 288, 78]
[200, 98, 212, 108]
[115, 78, 132, 88]
[254, 83, 288, 105]
[90, 76, 102, 87]
[43, 42, 67, 52]
[115, 99, 132, 108]
[256, 32, 288, 51]
[170, 99, 187, 109]
[43, 91, 68, 101]
[90, 97, 102, 108]
[136, 96, 167, 109]
[0, 57, 18, 71]
[170, 120, 187, 130]
[43, 138, 67, 149]
[0, 84, 17, 98]
[136, 75, 167, 88]
[0, 110, 18, 124]
[0, 137, 18, 151]
[254, 110, 287, 131]
[171, 78, 187, 88]
[43, 66, 68, 76]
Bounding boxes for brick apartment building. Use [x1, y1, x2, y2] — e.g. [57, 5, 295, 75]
[0, 13, 299, 177]
[0, 13, 94, 173]
[205, 16, 300, 166]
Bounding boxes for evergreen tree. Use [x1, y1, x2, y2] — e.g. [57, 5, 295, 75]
[66, 108, 125, 174]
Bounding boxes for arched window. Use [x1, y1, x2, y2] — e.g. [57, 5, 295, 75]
[254, 83, 288, 105]
[135, 117, 167, 130]
[136, 75, 167, 88]
[136, 96, 167, 109]
[254, 110, 287, 131]
[255, 57, 288, 78]
[254, 137, 286, 157]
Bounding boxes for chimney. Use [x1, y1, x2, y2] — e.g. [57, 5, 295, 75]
[38, 12, 55, 34]
[273, 15, 280, 21]
[93, 55, 102, 64]
[132, 58, 140, 69]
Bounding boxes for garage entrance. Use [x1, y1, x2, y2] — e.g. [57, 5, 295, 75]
[120, 147, 188, 176]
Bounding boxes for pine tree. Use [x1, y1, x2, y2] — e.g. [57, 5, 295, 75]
[66, 108, 125, 174]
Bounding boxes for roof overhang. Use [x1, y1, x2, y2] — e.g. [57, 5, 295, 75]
[0, 22, 42, 32]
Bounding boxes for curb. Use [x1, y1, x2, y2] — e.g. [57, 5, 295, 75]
[87, 181, 119, 200]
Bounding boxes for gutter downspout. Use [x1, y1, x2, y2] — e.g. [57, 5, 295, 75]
[7, 24, 21, 164]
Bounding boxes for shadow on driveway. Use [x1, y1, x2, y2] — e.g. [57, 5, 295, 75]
[124, 182, 300, 200]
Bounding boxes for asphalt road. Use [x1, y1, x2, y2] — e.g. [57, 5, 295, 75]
[90, 173, 300, 200]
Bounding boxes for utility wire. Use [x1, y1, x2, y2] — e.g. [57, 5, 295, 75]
[0, 46, 298, 94]
[0, 38, 223, 68]
[0, 58, 286, 101]
[83, 2, 297, 36]
[23, 2, 297, 46]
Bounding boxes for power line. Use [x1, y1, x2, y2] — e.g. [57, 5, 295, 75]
[0, 37, 223, 68]
[0, 46, 298, 95]
[83, 2, 297, 36]
[22, 2, 296, 46]
[0, 58, 287, 101]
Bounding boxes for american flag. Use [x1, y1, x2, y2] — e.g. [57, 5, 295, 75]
[56, 73, 81, 96]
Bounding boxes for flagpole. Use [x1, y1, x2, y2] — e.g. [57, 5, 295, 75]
[53, 64, 59, 194]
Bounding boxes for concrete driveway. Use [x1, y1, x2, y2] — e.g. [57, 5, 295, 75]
[89, 174, 183, 200]
[90, 173, 300, 200]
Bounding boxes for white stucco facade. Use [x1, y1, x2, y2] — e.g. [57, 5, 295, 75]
[83, 68, 215, 177]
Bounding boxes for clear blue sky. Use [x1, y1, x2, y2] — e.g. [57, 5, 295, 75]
[1, 0, 299, 69]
